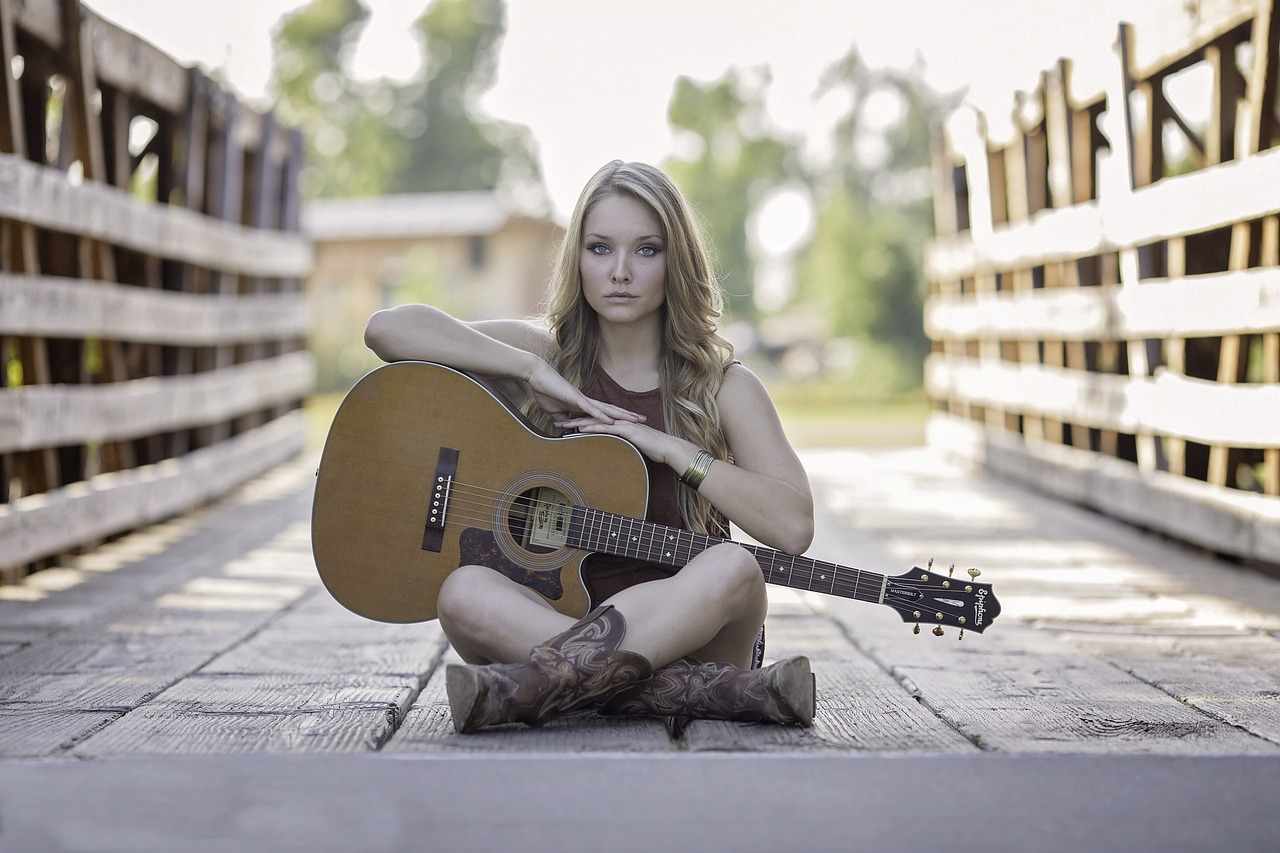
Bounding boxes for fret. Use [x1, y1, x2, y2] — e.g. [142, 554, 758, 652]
[570, 505, 887, 605]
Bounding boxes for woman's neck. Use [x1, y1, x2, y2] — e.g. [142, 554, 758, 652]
[596, 315, 662, 391]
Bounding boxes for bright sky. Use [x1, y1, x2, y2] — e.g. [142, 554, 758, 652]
[88, 0, 1185, 217]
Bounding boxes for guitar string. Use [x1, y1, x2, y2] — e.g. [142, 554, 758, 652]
[416, 486, 892, 603]
[433, 480, 952, 599]
[410, 478, 961, 605]
[412, 485, 972, 617]
[433, 482, 882, 596]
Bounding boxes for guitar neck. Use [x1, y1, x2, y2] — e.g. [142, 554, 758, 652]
[568, 506, 887, 606]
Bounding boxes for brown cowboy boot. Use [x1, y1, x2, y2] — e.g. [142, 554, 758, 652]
[598, 655, 815, 727]
[446, 604, 652, 733]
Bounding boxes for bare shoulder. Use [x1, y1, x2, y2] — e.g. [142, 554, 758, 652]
[716, 361, 777, 415]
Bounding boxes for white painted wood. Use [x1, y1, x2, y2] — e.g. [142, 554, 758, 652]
[0, 351, 314, 452]
[926, 268, 1280, 341]
[0, 155, 312, 278]
[926, 354, 1280, 447]
[0, 412, 306, 569]
[0, 274, 310, 344]
[925, 146, 1280, 280]
[928, 411, 1280, 565]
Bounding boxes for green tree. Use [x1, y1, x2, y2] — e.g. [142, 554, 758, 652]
[272, 0, 405, 196]
[271, 0, 541, 201]
[396, 0, 541, 198]
[664, 69, 797, 321]
[793, 49, 951, 384]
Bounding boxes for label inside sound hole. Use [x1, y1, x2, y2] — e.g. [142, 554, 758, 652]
[518, 487, 570, 551]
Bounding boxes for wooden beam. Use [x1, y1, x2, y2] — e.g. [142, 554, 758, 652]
[0, 274, 310, 344]
[0, 412, 305, 570]
[0, 154, 313, 277]
[926, 353, 1280, 449]
[0, 351, 313, 453]
[926, 267, 1280, 341]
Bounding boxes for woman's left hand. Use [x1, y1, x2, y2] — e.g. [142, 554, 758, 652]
[556, 415, 683, 467]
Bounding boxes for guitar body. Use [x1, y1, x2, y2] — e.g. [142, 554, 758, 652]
[312, 361, 650, 623]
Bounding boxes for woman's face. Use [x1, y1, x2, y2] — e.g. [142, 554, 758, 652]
[579, 192, 667, 327]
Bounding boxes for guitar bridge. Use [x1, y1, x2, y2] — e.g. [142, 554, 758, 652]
[422, 447, 459, 552]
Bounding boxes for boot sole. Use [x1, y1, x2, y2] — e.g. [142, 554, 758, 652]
[445, 664, 485, 734]
[768, 656, 816, 727]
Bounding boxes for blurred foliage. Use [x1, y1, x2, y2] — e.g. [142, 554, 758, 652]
[664, 70, 800, 321]
[271, 0, 542, 201]
[659, 48, 953, 388]
[791, 50, 953, 386]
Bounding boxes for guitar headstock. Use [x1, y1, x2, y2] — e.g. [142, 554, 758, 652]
[881, 559, 1001, 638]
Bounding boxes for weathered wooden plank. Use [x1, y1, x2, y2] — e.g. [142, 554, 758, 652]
[925, 145, 1280, 280]
[204, 619, 447, 679]
[0, 273, 310, 343]
[0, 153, 313, 278]
[0, 709, 119, 757]
[0, 673, 159, 757]
[0, 672, 162, 709]
[71, 674, 417, 756]
[683, 612, 975, 753]
[0, 350, 313, 452]
[929, 412, 1280, 566]
[0, 631, 235, 678]
[831, 612, 1278, 754]
[0, 410, 306, 569]
[926, 353, 1280, 447]
[926, 268, 1280, 342]
[385, 646, 677, 753]
[1065, 632, 1280, 746]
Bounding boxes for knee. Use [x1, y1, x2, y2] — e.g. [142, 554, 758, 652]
[704, 542, 766, 603]
[437, 565, 492, 630]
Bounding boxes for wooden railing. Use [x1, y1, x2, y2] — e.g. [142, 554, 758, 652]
[925, 0, 1280, 563]
[0, 0, 313, 582]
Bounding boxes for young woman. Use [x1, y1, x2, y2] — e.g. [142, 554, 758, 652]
[364, 160, 815, 733]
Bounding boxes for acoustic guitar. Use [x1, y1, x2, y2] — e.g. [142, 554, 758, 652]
[312, 361, 1001, 636]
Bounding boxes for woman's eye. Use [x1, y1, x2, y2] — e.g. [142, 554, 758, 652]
[589, 244, 610, 255]
[637, 245, 659, 257]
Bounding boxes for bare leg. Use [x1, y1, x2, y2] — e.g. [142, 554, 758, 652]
[602, 542, 768, 669]
[438, 542, 767, 669]
[437, 565, 575, 664]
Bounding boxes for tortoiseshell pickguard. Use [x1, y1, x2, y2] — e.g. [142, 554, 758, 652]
[458, 527, 565, 600]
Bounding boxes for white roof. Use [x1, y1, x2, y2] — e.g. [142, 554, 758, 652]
[301, 191, 512, 241]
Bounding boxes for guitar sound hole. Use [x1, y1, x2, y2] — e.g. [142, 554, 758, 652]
[508, 487, 571, 555]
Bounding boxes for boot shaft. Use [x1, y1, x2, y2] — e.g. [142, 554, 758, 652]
[599, 655, 815, 727]
[448, 605, 652, 733]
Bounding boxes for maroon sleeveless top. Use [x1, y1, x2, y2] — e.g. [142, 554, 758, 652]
[579, 369, 683, 603]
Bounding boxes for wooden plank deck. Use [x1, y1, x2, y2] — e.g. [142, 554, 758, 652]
[2, 447, 1279, 759]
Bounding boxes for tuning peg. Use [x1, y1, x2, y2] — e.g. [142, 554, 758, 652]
[958, 629, 965, 641]
[967, 567, 981, 580]
[927, 557, 934, 570]
[948, 563, 955, 578]
[932, 625, 945, 637]
[913, 623, 921, 635]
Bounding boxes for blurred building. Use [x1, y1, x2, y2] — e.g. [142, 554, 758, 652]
[303, 191, 563, 390]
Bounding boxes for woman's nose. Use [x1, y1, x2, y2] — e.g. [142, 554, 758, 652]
[611, 256, 631, 283]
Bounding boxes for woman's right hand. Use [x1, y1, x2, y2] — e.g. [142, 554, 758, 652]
[525, 359, 644, 427]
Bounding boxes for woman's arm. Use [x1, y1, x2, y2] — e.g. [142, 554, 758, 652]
[686, 364, 814, 554]
[365, 304, 546, 380]
[564, 364, 814, 554]
[364, 304, 643, 425]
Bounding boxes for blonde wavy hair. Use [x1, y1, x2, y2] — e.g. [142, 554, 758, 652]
[529, 160, 735, 535]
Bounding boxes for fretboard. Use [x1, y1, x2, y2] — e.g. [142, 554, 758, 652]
[567, 506, 887, 606]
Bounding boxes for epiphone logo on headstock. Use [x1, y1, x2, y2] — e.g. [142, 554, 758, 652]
[887, 586, 923, 602]
[975, 587, 988, 626]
